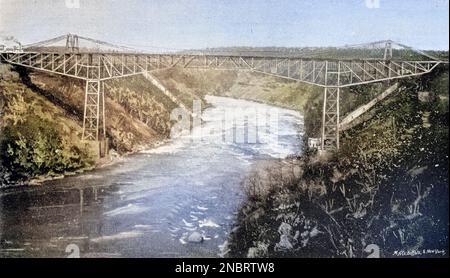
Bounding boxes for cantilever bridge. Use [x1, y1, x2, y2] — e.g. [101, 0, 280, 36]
[0, 34, 445, 151]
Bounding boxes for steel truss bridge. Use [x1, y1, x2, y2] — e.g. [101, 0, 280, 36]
[0, 34, 445, 151]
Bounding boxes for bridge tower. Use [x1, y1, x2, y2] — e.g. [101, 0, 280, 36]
[65, 34, 80, 53]
[321, 61, 341, 151]
[82, 81, 105, 141]
[81, 54, 106, 152]
[384, 40, 393, 61]
[82, 79, 107, 156]
[321, 87, 340, 151]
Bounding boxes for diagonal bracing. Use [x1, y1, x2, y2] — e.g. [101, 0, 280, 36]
[1, 36, 446, 151]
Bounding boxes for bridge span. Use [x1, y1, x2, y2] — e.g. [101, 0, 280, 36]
[0, 34, 445, 151]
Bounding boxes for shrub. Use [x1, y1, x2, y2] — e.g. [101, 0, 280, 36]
[0, 116, 90, 180]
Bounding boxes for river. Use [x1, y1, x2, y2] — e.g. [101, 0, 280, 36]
[0, 96, 304, 258]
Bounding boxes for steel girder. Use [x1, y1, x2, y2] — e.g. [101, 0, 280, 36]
[82, 80, 106, 141]
[0, 51, 442, 150]
[0, 52, 441, 86]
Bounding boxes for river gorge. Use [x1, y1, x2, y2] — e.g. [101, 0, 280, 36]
[0, 96, 304, 258]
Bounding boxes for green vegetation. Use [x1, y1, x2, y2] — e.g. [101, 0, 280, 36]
[228, 65, 449, 257]
[0, 65, 94, 184]
[1, 116, 91, 179]
[108, 75, 178, 137]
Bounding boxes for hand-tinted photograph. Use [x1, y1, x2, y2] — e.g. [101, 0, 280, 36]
[0, 0, 448, 274]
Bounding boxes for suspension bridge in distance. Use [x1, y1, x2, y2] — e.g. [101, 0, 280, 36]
[0, 34, 446, 151]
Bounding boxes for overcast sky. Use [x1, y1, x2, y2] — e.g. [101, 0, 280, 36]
[0, 0, 448, 51]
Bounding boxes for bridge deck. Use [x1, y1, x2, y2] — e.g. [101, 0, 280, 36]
[0, 51, 441, 88]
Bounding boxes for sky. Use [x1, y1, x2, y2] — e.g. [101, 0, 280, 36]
[0, 0, 448, 51]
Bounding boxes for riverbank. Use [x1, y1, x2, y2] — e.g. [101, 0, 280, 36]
[8, 140, 168, 189]
[227, 68, 449, 258]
